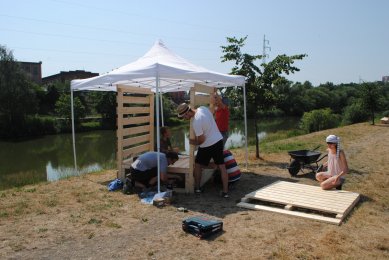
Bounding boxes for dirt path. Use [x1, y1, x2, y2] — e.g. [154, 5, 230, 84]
[0, 123, 388, 259]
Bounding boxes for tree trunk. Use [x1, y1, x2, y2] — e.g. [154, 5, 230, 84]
[254, 116, 260, 158]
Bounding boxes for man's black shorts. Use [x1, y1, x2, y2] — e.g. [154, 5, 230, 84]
[195, 139, 224, 166]
[130, 167, 157, 186]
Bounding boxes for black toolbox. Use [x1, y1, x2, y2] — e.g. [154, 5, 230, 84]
[182, 216, 223, 239]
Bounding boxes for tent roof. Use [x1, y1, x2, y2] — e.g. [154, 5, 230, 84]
[70, 40, 246, 93]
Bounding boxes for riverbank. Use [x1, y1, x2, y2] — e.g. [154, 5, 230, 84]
[0, 122, 388, 259]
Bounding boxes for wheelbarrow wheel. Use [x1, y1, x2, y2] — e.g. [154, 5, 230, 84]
[287, 159, 300, 176]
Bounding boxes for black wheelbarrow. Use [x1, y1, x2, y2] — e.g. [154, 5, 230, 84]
[287, 145, 327, 176]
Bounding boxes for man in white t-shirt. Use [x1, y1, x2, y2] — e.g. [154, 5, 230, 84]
[177, 103, 229, 198]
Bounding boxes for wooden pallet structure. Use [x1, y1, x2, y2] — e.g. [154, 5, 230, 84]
[237, 181, 360, 225]
[116, 84, 216, 193]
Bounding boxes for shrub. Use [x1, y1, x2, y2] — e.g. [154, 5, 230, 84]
[300, 108, 340, 133]
[342, 102, 369, 125]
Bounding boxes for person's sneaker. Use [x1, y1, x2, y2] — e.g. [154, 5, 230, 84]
[335, 184, 343, 190]
[221, 192, 229, 198]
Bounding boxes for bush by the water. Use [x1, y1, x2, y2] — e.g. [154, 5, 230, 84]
[342, 102, 369, 125]
[300, 108, 340, 133]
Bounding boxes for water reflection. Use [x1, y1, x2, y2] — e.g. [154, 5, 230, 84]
[0, 130, 116, 190]
[0, 118, 299, 190]
[46, 161, 103, 181]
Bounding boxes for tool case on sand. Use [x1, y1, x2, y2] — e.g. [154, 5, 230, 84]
[182, 216, 223, 239]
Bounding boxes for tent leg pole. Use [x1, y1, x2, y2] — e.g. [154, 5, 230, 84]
[156, 74, 161, 194]
[160, 92, 164, 127]
[71, 89, 77, 171]
[243, 84, 248, 169]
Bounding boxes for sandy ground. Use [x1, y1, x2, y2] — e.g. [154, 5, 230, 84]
[0, 122, 388, 260]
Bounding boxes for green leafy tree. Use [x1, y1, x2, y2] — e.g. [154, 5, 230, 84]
[342, 101, 369, 125]
[95, 92, 116, 128]
[221, 36, 306, 158]
[300, 108, 340, 133]
[359, 83, 383, 125]
[55, 93, 86, 128]
[0, 45, 38, 137]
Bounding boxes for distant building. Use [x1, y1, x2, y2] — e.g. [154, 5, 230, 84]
[42, 70, 99, 85]
[168, 91, 186, 104]
[17, 61, 42, 84]
[382, 76, 389, 83]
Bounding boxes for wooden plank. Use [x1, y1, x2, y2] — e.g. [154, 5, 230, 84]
[148, 94, 154, 152]
[122, 143, 150, 159]
[194, 83, 215, 94]
[122, 134, 150, 148]
[117, 89, 124, 179]
[194, 95, 211, 106]
[237, 202, 341, 225]
[119, 106, 150, 114]
[118, 85, 154, 95]
[245, 190, 349, 213]
[122, 95, 150, 104]
[122, 116, 150, 125]
[122, 125, 150, 136]
[187, 88, 196, 193]
[168, 156, 190, 174]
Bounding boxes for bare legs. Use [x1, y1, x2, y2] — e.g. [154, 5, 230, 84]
[316, 172, 342, 190]
[194, 162, 228, 193]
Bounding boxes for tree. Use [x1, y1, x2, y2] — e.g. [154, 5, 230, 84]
[359, 83, 383, 125]
[221, 36, 306, 158]
[95, 92, 116, 128]
[55, 93, 86, 129]
[0, 45, 38, 137]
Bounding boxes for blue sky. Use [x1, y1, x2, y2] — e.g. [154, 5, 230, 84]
[1, 0, 388, 86]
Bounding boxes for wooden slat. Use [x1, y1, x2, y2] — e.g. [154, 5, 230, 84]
[122, 134, 150, 148]
[122, 143, 150, 159]
[194, 95, 211, 106]
[168, 156, 190, 174]
[122, 96, 150, 104]
[237, 202, 341, 225]
[194, 83, 215, 94]
[119, 106, 150, 114]
[118, 85, 154, 95]
[122, 116, 150, 125]
[122, 125, 150, 136]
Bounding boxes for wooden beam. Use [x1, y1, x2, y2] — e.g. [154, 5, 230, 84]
[122, 143, 150, 159]
[119, 106, 150, 114]
[117, 85, 153, 94]
[122, 116, 150, 125]
[122, 125, 150, 136]
[122, 95, 150, 104]
[122, 134, 150, 148]
[194, 83, 214, 94]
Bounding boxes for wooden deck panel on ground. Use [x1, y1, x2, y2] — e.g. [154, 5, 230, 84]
[237, 181, 360, 225]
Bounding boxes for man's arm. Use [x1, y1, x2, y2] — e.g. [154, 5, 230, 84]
[189, 134, 205, 145]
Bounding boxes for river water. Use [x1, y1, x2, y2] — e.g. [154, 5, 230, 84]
[0, 118, 299, 190]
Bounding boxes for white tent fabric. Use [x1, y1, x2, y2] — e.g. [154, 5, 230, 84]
[70, 39, 247, 193]
[71, 39, 245, 92]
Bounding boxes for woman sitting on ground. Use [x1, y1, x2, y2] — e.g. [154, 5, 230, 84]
[316, 134, 349, 190]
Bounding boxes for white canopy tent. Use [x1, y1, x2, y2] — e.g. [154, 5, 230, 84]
[70, 39, 247, 193]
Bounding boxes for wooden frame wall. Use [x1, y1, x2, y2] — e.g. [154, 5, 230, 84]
[186, 83, 216, 193]
[117, 85, 154, 180]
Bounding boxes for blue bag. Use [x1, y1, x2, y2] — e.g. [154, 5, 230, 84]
[107, 178, 123, 191]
